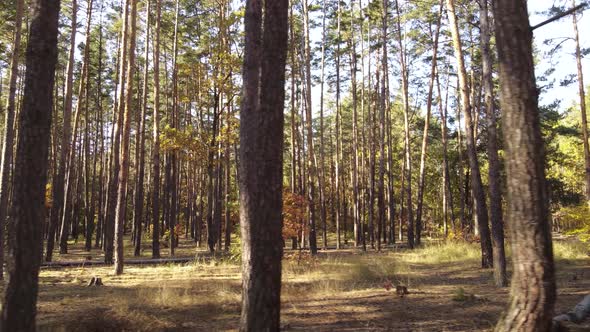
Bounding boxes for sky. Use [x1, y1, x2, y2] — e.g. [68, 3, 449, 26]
[3, 0, 583, 116]
[305, 0, 590, 116]
[529, 0, 590, 109]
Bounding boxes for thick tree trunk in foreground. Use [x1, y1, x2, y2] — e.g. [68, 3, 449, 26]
[0, 0, 60, 328]
[493, 0, 556, 330]
[446, 0, 493, 267]
[479, 0, 507, 287]
[239, 0, 288, 330]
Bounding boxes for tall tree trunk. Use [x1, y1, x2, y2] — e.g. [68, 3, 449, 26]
[289, 1, 297, 194]
[134, 0, 150, 257]
[479, 0, 507, 287]
[415, 0, 443, 246]
[394, 0, 414, 249]
[95, 14, 105, 249]
[169, 0, 180, 256]
[493, 0, 556, 330]
[46, 0, 77, 262]
[377, 0, 390, 252]
[238, 0, 288, 330]
[446, 0, 493, 267]
[334, 0, 342, 249]
[206, 93, 220, 253]
[349, 1, 360, 248]
[359, 0, 368, 252]
[0, 0, 24, 279]
[224, 125, 231, 251]
[88, 20, 101, 250]
[105, 2, 129, 264]
[438, 64, 455, 234]
[386, 91, 395, 245]
[60, 0, 94, 254]
[83, 0, 95, 252]
[319, 0, 327, 250]
[151, 0, 161, 259]
[302, 0, 317, 255]
[0, 0, 60, 327]
[570, 0, 590, 208]
[114, 0, 137, 275]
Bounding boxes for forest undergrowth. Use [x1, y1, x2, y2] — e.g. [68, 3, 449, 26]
[21, 238, 590, 331]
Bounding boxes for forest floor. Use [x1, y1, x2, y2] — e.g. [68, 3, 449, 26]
[8, 237, 590, 331]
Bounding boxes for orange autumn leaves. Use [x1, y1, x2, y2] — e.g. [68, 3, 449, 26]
[282, 190, 307, 240]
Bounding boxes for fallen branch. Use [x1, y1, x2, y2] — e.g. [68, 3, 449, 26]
[553, 294, 590, 329]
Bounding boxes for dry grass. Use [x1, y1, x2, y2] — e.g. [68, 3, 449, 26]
[21, 239, 590, 331]
[553, 239, 589, 261]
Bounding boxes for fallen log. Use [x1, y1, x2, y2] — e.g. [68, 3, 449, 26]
[40, 256, 197, 269]
[553, 294, 590, 331]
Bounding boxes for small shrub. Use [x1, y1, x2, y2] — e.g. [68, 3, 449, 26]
[227, 236, 242, 263]
[452, 287, 475, 302]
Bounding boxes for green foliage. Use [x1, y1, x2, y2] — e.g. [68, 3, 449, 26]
[543, 101, 587, 207]
[160, 125, 210, 160]
[227, 235, 242, 263]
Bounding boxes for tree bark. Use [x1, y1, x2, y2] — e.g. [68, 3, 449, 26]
[239, 0, 288, 330]
[46, 0, 77, 262]
[169, 0, 180, 256]
[95, 14, 105, 250]
[377, 0, 389, 251]
[479, 0, 507, 287]
[59, 0, 93, 255]
[415, 0, 443, 246]
[334, 0, 342, 249]
[151, 0, 162, 259]
[0, 0, 60, 328]
[349, 2, 361, 248]
[83, 0, 95, 252]
[114, 0, 137, 275]
[437, 64, 455, 235]
[319, 0, 327, 250]
[134, 0, 150, 257]
[394, 0, 414, 249]
[0, 0, 24, 279]
[493, 0, 556, 330]
[105, 2, 129, 264]
[446, 0, 493, 267]
[570, 0, 590, 208]
[302, 0, 317, 255]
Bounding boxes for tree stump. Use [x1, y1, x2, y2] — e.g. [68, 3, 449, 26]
[87, 277, 103, 287]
